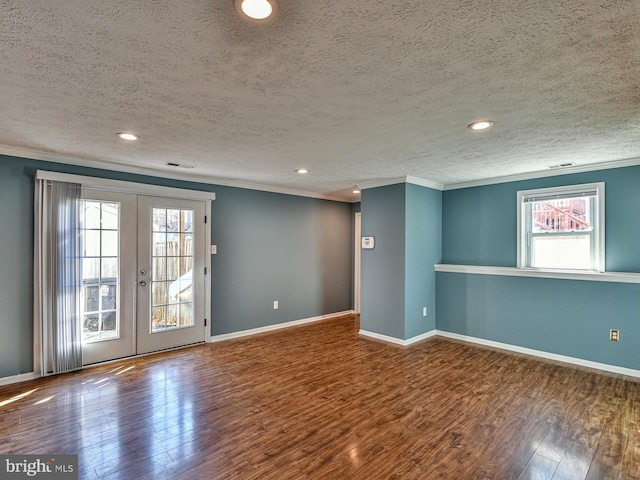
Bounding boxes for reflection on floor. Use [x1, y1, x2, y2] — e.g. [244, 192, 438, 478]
[0, 315, 638, 479]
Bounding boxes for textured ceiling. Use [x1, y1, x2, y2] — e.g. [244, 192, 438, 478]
[1, 0, 639, 200]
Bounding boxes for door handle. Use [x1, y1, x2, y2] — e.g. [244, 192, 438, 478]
[139, 281, 147, 287]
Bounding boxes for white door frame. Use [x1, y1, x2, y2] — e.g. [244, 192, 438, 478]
[34, 170, 215, 370]
[354, 212, 361, 314]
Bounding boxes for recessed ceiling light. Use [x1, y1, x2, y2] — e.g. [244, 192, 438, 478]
[353, 190, 361, 194]
[235, 0, 278, 20]
[117, 132, 139, 141]
[468, 120, 494, 130]
[295, 168, 309, 174]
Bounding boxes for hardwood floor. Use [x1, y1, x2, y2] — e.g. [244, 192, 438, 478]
[0, 315, 638, 479]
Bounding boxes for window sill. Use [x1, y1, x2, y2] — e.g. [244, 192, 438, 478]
[434, 264, 640, 284]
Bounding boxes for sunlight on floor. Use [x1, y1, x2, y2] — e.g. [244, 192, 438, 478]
[33, 395, 56, 405]
[0, 388, 38, 408]
[114, 366, 134, 375]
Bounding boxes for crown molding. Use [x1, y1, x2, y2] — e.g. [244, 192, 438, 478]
[443, 156, 640, 191]
[405, 175, 444, 191]
[359, 175, 444, 191]
[357, 177, 407, 190]
[4, 143, 639, 199]
[0, 145, 349, 203]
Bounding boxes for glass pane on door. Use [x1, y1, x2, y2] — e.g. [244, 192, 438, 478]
[151, 207, 194, 332]
[81, 200, 120, 342]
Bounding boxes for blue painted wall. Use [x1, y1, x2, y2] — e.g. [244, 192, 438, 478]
[438, 165, 640, 370]
[360, 183, 406, 339]
[360, 183, 441, 340]
[436, 273, 640, 370]
[0, 159, 36, 378]
[441, 182, 517, 267]
[4, 150, 637, 377]
[0, 155, 354, 378]
[405, 183, 441, 338]
[442, 166, 640, 272]
[210, 186, 353, 335]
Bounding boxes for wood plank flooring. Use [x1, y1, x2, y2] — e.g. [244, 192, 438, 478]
[0, 315, 638, 479]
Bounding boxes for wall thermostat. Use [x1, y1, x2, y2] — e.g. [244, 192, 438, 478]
[361, 236, 375, 249]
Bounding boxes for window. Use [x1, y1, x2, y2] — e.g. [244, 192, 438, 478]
[151, 207, 195, 332]
[81, 200, 121, 342]
[517, 183, 605, 271]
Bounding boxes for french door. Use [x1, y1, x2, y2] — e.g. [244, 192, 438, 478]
[136, 196, 206, 355]
[81, 191, 207, 365]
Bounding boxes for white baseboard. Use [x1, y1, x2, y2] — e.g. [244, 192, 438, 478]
[209, 310, 355, 343]
[436, 330, 640, 379]
[359, 329, 436, 346]
[0, 372, 37, 386]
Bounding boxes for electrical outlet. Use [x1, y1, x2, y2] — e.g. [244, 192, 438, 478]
[423, 307, 427, 317]
[610, 329, 619, 342]
[273, 300, 279, 310]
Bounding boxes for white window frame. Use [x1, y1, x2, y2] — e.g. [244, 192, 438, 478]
[517, 182, 605, 272]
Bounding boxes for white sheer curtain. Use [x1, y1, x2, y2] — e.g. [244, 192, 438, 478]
[34, 177, 83, 375]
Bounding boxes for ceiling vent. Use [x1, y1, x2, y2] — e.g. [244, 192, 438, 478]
[166, 162, 195, 169]
[548, 162, 577, 169]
